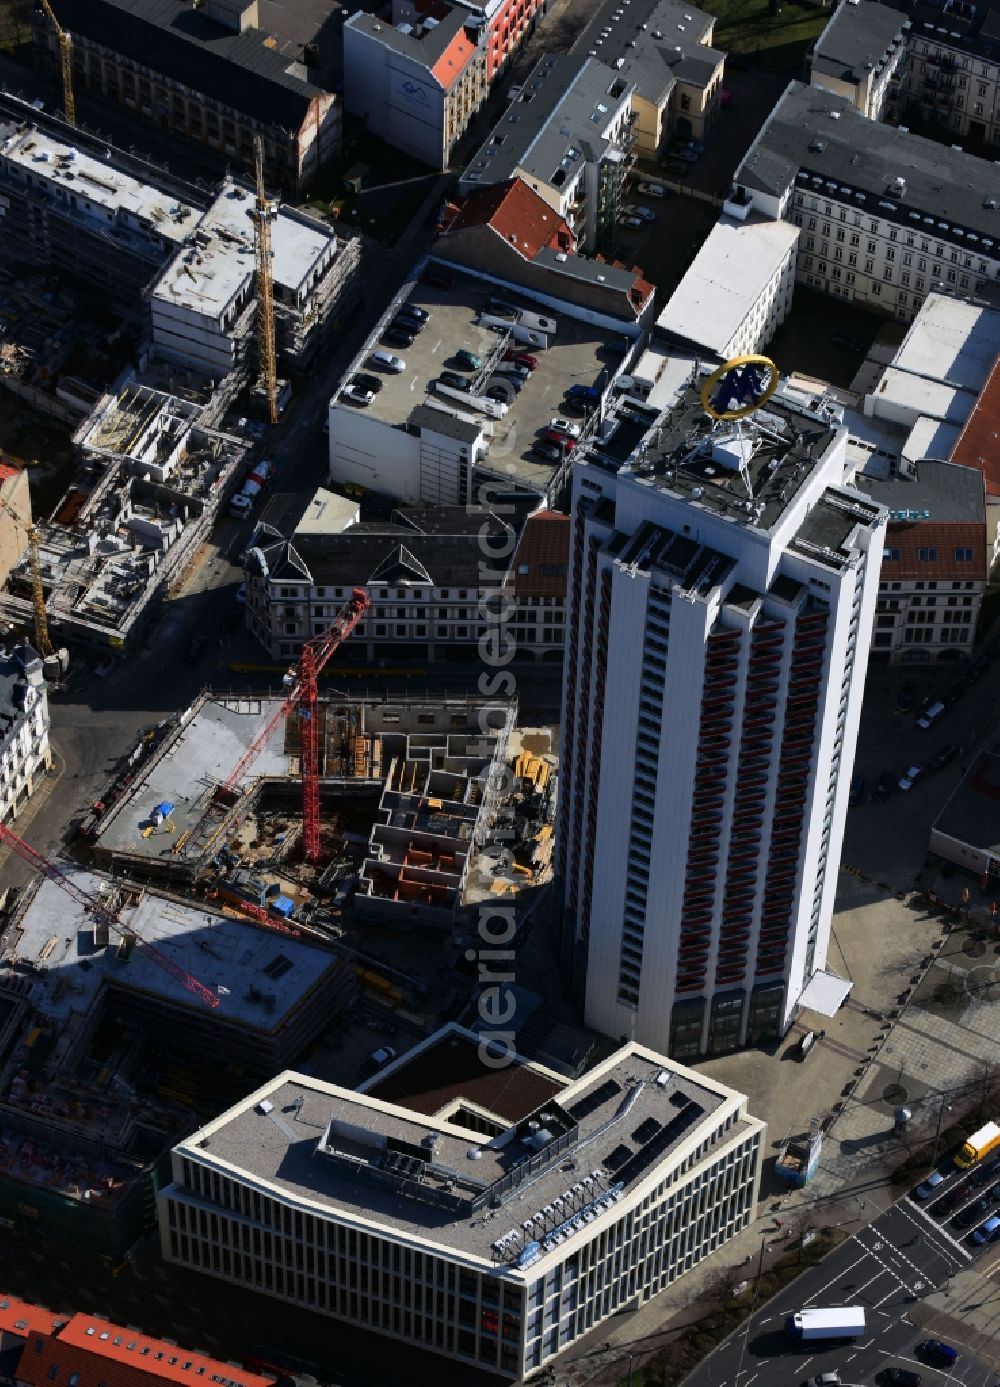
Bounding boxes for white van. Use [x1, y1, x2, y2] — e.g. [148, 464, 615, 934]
[369, 350, 406, 373]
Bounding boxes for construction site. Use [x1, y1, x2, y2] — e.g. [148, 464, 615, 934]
[0, 387, 250, 654]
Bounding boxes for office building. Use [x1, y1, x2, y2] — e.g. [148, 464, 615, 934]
[244, 494, 567, 665]
[729, 80, 1000, 323]
[460, 55, 637, 255]
[36, 0, 340, 193]
[809, 0, 909, 120]
[0, 642, 50, 825]
[158, 1033, 764, 1379]
[557, 372, 886, 1057]
[344, 9, 488, 170]
[655, 215, 799, 360]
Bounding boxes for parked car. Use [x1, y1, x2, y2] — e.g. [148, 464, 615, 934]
[955, 1194, 994, 1228]
[382, 327, 415, 348]
[397, 304, 429, 323]
[621, 214, 644, 229]
[967, 653, 990, 682]
[667, 146, 700, 163]
[971, 1155, 1000, 1186]
[455, 348, 482, 370]
[354, 372, 382, 394]
[370, 1046, 397, 1069]
[439, 370, 469, 389]
[549, 417, 581, 438]
[805, 1374, 840, 1387]
[879, 1370, 921, 1387]
[391, 315, 422, 336]
[897, 679, 918, 712]
[930, 1186, 967, 1218]
[898, 764, 923, 791]
[567, 383, 601, 404]
[917, 700, 945, 729]
[623, 204, 656, 222]
[917, 1340, 958, 1366]
[503, 349, 538, 370]
[638, 181, 667, 198]
[541, 428, 576, 450]
[532, 441, 564, 462]
[342, 384, 373, 406]
[369, 351, 406, 373]
[913, 1171, 945, 1200]
[931, 743, 959, 771]
[971, 1214, 1000, 1245]
[874, 771, 894, 802]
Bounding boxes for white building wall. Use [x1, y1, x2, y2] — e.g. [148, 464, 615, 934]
[344, 23, 449, 168]
[328, 404, 480, 505]
[0, 675, 50, 824]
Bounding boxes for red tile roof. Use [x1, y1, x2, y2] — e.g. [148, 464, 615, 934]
[508, 510, 570, 598]
[444, 179, 572, 259]
[431, 27, 476, 88]
[0, 461, 19, 482]
[0, 1296, 67, 1338]
[15, 1314, 275, 1387]
[880, 519, 988, 581]
[949, 355, 1000, 498]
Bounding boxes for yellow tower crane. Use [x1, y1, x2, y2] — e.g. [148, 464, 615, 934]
[252, 135, 279, 427]
[37, 0, 76, 127]
[0, 493, 54, 661]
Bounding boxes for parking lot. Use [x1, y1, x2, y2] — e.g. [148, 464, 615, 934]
[345, 270, 622, 491]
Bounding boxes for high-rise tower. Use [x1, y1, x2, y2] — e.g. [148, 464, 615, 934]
[557, 371, 885, 1058]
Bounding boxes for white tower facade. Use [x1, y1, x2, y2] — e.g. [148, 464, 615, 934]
[557, 377, 886, 1058]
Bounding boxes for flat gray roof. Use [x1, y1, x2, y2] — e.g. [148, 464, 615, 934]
[852, 457, 985, 522]
[348, 272, 615, 492]
[810, 0, 907, 83]
[4, 869, 339, 1027]
[180, 1045, 747, 1268]
[934, 751, 1000, 854]
[738, 81, 1000, 251]
[577, 0, 717, 104]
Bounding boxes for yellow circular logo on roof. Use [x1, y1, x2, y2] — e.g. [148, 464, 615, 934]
[700, 354, 779, 421]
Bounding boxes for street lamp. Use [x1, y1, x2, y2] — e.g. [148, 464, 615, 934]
[930, 1093, 953, 1170]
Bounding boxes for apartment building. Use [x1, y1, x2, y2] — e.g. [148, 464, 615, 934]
[345, 9, 488, 170]
[434, 177, 655, 325]
[581, 0, 725, 150]
[36, 0, 339, 193]
[809, 0, 909, 120]
[394, 0, 546, 81]
[244, 496, 567, 664]
[158, 1038, 764, 1380]
[655, 216, 799, 360]
[0, 643, 50, 825]
[900, 0, 1000, 149]
[852, 458, 988, 663]
[558, 372, 885, 1058]
[460, 55, 637, 255]
[0, 464, 30, 591]
[729, 81, 1000, 324]
[0, 1298, 278, 1387]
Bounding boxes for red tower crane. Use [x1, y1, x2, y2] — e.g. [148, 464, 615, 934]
[193, 587, 370, 866]
[0, 824, 221, 1008]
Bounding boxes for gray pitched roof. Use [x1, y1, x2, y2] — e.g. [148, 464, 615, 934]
[737, 81, 1000, 252]
[851, 457, 986, 522]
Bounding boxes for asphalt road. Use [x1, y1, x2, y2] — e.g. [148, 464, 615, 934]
[686, 1183, 999, 1387]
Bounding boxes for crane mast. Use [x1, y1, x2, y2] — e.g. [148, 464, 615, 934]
[0, 825, 220, 1008]
[252, 136, 279, 427]
[0, 493, 54, 660]
[37, 0, 75, 126]
[186, 588, 370, 863]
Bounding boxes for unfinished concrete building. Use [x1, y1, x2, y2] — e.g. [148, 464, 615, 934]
[148, 182, 361, 377]
[0, 391, 249, 654]
[0, 95, 202, 320]
[0, 866, 357, 1256]
[87, 692, 516, 928]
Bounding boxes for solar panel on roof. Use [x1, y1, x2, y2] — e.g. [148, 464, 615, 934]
[604, 1143, 632, 1172]
[669, 1089, 689, 1108]
[567, 1078, 621, 1121]
[632, 1117, 662, 1144]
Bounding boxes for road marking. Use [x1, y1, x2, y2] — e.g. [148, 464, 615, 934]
[897, 1198, 973, 1263]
